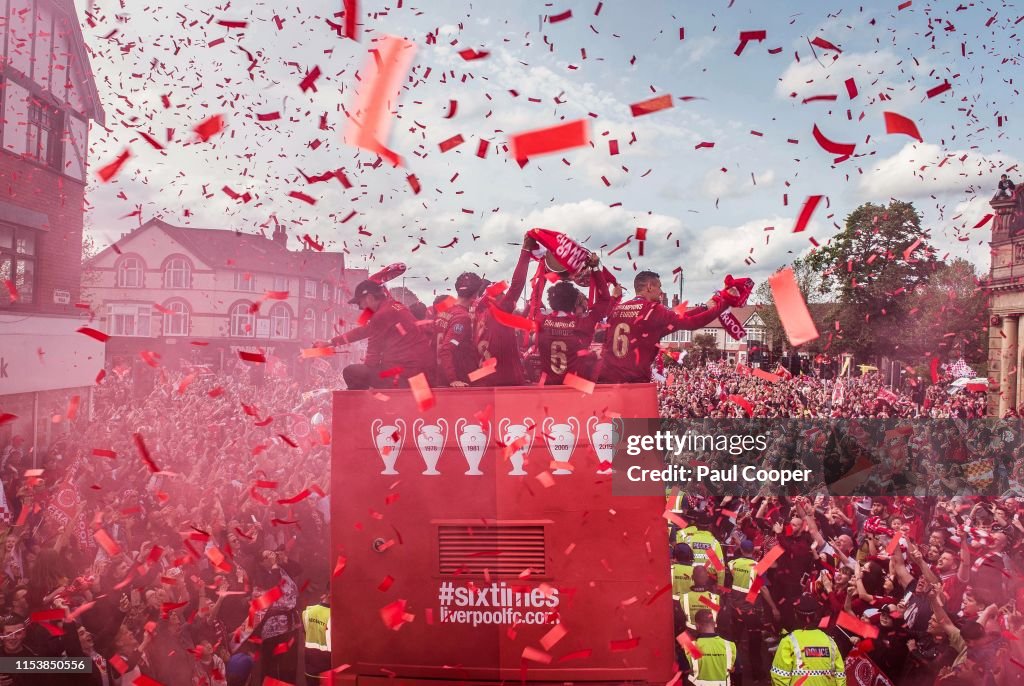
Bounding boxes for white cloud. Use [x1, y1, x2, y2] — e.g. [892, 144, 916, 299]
[858, 142, 1018, 199]
[701, 168, 776, 199]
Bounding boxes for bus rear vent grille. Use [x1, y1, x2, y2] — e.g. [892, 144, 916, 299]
[438, 525, 546, 577]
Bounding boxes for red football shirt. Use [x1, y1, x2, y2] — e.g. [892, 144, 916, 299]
[536, 268, 613, 384]
[598, 297, 726, 383]
[436, 303, 475, 384]
[473, 249, 534, 386]
[337, 299, 433, 375]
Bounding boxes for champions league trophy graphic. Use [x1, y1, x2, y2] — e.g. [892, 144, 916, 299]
[413, 418, 449, 476]
[498, 418, 535, 476]
[371, 418, 406, 475]
[542, 416, 580, 475]
[454, 418, 490, 475]
[587, 416, 624, 474]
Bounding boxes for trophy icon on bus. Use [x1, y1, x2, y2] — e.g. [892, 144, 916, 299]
[543, 416, 580, 475]
[455, 418, 489, 475]
[413, 418, 449, 476]
[371, 418, 406, 475]
[498, 418, 535, 476]
[587, 416, 624, 474]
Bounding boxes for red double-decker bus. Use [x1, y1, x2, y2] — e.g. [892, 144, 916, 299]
[331, 384, 673, 685]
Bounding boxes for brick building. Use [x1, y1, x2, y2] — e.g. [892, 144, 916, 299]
[83, 218, 367, 376]
[0, 0, 107, 456]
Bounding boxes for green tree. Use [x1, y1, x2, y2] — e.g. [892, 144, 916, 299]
[803, 200, 938, 360]
[693, 333, 719, 360]
[900, 258, 987, 363]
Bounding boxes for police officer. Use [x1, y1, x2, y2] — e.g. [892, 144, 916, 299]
[680, 517, 726, 586]
[687, 609, 737, 686]
[770, 595, 845, 686]
[301, 593, 331, 684]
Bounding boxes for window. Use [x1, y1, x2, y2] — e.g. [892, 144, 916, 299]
[273, 275, 289, 293]
[108, 304, 151, 337]
[269, 304, 291, 339]
[0, 224, 36, 305]
[747, 328, 764, 344]
[301, 308, 315, 339]
[304, 279, 316, 298]
[234, 272, 256, 292]
[230, 302, 255, 337]
[164, 257, 191, 289]
[162, 301, 190, 336]
[117, 256, 144, 288]
[27, 102, 63, 170]
[319, 310, 330, 339]
[321, 283, 332, 301]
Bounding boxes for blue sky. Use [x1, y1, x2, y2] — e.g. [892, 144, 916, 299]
[77, 0, 1022, 302]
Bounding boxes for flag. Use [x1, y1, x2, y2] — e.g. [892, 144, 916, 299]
[875, 387, 899, 405]
[964, 458, 995, 489]
[947, 358, 974, 379]
[0, 478, 9, 525]
[775, 364, 793, 380]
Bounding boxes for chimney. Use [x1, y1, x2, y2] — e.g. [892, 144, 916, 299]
[272, 224, 287, 248]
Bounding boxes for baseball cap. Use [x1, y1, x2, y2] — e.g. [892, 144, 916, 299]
[740, 540, 754, 554]
[348, 279, 385, 304]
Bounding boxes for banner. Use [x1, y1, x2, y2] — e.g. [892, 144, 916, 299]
[719, 310, 747, 340]
[527, 228, 592, 276]
[847, 654, 895, 686]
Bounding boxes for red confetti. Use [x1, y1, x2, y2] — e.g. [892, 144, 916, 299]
[193, 114, 225, 142]
[735, 30, 767, 56]
[133, 433, 161, 473]
[812, 125, 855, 157]
[629, 94, 673, 117]
[257, 112, 282, 122]
[508, 119, 589, 162]
[884, 111, 923, 142]
[810, 37, 841, 52]
[299, 65, 322, 93]
[548, 9, 573, 22]
[94, 529, 122, 556]
[97, 150, 132, 182]
[439, 134, 465, 152]
[344, 36, 416, 167]
[792, 195, 824, 233]
[845, 78, 858, 99]
[458, 48, 490, 60]
[408, 373, 434, 412]
[769, 268, 820, 346]
[238, 351, 267, 363]
[973, 214, 994, 228]
[342, 0, 358, 40]
[288, 190, 317, 205]
[927, 81, 952, 98]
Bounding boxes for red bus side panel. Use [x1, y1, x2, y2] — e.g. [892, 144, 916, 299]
[331, 384, 673, 683]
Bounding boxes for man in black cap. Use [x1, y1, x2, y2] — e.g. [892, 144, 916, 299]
[320, 279, 433, 389]
[997, 173, 1016, 198]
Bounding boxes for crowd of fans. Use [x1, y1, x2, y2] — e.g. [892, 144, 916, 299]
[0, 353, 1012, 686]
[0, 362, 333, 685]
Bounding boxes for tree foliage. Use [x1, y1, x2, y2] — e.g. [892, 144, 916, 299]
[899, 258, 987, 363]
[803, 200, 938, 360]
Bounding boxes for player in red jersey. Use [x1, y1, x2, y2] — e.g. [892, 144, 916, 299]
[472, 234, 538, 386]
[320, 279, 434, 389]
[437, 272, 483, 387]
[535, 255, 616, 385]
[597, 270, 753, 384]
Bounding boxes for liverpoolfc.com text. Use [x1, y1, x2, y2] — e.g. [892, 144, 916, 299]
[624, 430, 813, 487]
[437, 582, 560, 627]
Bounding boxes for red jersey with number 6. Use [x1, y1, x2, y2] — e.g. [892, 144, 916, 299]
[598, 297, 725, 383]
[536, 269, 613, 384]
